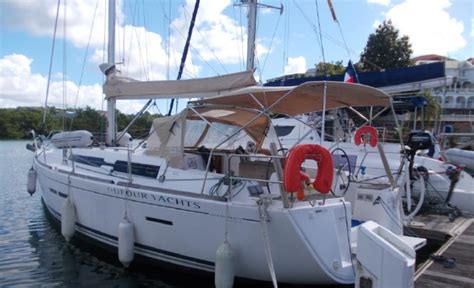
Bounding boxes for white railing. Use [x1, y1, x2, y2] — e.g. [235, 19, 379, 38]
[440, 114, 474, 121]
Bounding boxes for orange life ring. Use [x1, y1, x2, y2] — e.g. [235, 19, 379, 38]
[354, 126, 378, 147]
[283, 144, 334, 200]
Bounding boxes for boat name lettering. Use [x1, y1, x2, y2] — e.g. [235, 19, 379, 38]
[108, 187, 200, 209]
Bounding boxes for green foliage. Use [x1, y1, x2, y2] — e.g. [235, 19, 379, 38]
[416, 91, 441, 130]
[360, 20, 413, 71]
[0, 107, 159, 140]
[315, 61, 345, 76]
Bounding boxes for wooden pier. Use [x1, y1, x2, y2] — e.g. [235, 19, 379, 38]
[410, 215, 474, 288]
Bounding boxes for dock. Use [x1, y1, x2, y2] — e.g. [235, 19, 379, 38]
[409, 214, 474, 288]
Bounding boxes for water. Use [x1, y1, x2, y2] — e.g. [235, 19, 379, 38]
[0, 141, 179, 287]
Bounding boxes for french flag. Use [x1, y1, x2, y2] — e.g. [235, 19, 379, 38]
[344, 60, 358, 83]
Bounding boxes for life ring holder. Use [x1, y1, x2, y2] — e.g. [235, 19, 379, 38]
[354, 125, 378, 147]
[283, 144, 334, 200]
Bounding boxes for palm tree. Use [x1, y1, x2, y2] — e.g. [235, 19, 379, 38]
[416, 90, 441, 131]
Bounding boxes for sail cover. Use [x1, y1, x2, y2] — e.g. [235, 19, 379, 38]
[104, 71, 257, 99]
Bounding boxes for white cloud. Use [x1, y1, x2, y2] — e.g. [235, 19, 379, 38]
[471, 18, 474, 37]
[0, 0, 111, 49]
[171, 0, 247, 68]
[385, 0, 466, 56]
[0, 0, 268, 114]
[284, 56, 307, 74]
[0, 0, 264, 79]
[0, 53, 150, 114]
[0, 54, 103, 110]
[372, 19, 382, 29]
[367, 0, 391, 6]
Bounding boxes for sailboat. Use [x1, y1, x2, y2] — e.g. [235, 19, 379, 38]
[273, 113, 474, 216]
[27, 0, 426, 286]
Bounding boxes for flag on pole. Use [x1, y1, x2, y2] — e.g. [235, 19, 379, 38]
[327, 0, 338, 22]
[344, 60, 358, 83]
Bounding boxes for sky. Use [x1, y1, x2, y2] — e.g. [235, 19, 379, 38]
[0, 0, 472, 114]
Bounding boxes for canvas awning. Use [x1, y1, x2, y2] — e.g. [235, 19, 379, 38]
[103, 70, 257, 99]
[191, 81, 391, 116]
[187, 107, 269, 148]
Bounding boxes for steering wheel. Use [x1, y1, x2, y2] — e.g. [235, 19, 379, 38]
[330, 148, 352, 196]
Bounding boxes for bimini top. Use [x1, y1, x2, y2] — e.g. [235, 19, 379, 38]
[190, 81, 391, 116]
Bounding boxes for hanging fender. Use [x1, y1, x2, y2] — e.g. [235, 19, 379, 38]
[354, 125, 378, 147]
[283, 144, 334, 200]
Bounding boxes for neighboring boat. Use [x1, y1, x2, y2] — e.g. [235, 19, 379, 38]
[443, 148, 474, 171]
[273, 114, 474, 215]
[27, 0, 427, 286]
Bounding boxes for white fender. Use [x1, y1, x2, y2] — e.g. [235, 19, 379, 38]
[215, 241, 235, 288]
[116, 132, 133, 147]
[61, 196, 76, 242]
[27, 167, 37, 196]
[118, 217, 135, 267]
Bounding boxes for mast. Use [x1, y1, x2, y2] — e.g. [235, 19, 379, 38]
[106, 0, 117, 146]
[244, 0, 282, 70]
[167, 0, 201, 116]
[246, 0, 257, 71]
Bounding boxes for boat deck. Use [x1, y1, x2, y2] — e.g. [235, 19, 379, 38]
[410, 214, 474, 288]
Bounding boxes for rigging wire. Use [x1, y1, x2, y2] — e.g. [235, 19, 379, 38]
[141, 0, 151, 79]
[100, 0, 108, 143]
[334, 16, 351, 60]
[62, 0, 68, 131]
[121, 0, 126, 65]
[72, 0, 99, 111]
[292, 0, 349, 60]
[238, 4, 245, 71]
[168, 0, 201, 116]
[125, 0, 139, 76]
[326, 1, 383, 71]
[231, 5, 244, 71]
[42, 0, 61, 126]
[314, 0, 327, 74]
[259, 6, 283, 77]
[190, 20, 229, 73]
[68, 0, 100, 132]
[179, 2, 199, 77]
[166, 13, 220, 75]
[282, 0, 290, 75]
[292, 0, 324, 66]
[166, 0, 171, 80]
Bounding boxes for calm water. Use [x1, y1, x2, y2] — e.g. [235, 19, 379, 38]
[0, 141, 182, 288]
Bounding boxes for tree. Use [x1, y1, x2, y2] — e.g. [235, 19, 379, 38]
[0, 106, 158, 140]
[416, 91, 441, 131]
[360, 20, 412, 71]
[315, 61, 345, 76]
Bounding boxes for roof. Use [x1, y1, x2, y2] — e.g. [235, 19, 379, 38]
[410, 54, 455, 62]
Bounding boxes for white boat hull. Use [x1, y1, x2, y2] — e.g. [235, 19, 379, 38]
[444, 148, 474, 171]
[34, 148, 355, 285]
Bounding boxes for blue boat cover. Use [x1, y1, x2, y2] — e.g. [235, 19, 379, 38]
[265, 62, 445, 88]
